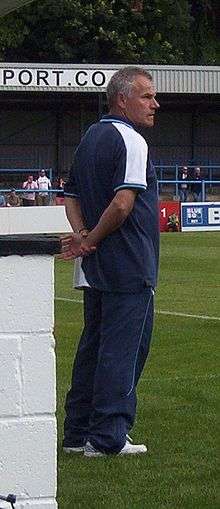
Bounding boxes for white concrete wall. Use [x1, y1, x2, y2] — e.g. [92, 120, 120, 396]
[0, 207, 67, 509]
[0, 255, 57, 509]
[0, 206, 71, 236]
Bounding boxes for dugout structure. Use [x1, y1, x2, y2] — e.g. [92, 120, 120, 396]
[0, 63, 220, 181]
[0, 0, 34, 17]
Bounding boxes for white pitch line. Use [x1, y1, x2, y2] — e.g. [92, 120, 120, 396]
[141, 373, 219, 383]
[156, 310, 220, 321]
[56, 296, 83, 304]
[55, 296, 220, 322]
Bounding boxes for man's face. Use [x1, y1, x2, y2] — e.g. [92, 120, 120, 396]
[120, 76, 160, 127]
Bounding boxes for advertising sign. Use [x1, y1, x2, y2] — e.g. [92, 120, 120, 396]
[159, 201, 180, 232]
[181, 202, 220, 231]
[0, 65, 115, 92]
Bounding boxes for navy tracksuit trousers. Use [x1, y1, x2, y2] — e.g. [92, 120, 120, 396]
[63, 286, 154, 454]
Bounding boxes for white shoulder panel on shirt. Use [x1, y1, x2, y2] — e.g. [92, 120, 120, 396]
[113, 122, 148, 187]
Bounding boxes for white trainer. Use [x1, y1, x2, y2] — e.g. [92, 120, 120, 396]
[63, 434, 132, 454]
[84, 440, 147, 457]
[63, 445, 84, 454]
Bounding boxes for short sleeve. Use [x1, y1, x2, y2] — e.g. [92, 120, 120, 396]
[112, 123, 148, 193]
[64, 162, 79, 198]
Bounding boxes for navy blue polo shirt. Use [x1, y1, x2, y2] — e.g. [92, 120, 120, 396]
[65, 114, 159, 292]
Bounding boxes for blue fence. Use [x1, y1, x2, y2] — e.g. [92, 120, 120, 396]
[155, 165, 220, 197]
[0, 189, 62, 196]
[0, 166, 220, 203]
[157, 180, 220, 201]
[155, 165, 220, 179]
[0, 183, 218, 204]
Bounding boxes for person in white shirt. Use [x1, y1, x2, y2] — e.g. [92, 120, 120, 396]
[37, 170, 51, 206]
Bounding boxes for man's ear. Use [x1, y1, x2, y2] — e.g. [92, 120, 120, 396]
[117, 92, 127, 110]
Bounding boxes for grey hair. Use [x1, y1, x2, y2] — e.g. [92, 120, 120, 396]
[106, 66, 152, 108]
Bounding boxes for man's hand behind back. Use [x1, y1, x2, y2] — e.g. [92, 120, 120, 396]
[59, 233, 96, 260]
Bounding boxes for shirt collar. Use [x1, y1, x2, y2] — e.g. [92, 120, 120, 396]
[100, 114, 136, 130]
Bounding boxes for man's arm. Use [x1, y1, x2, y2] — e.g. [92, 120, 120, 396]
[80, 188, 137, 254]
[65, 196, 87, 233]
[61, 189, 137, 259]
[60, 196, 93, 260]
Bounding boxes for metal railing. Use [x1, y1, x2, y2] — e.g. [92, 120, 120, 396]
[0, 184, 219, 203]
[157, 180, 220, 201]
[0, 188, 64, 207]
[155, 165, 220, 197]
[0, 189, 61, 194]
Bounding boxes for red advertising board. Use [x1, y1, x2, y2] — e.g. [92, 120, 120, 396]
[159, 201, 180, 232]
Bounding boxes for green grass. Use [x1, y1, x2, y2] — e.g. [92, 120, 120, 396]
[55, 232, 220, 509]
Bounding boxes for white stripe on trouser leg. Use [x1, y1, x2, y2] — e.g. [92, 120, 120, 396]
[126, 289, 153, 397]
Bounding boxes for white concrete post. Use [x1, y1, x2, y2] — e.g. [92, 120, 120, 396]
[0, 226, 63, 509]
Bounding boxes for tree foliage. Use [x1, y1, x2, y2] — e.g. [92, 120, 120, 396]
[0, 0, 219, 64]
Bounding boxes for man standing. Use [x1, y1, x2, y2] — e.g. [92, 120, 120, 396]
[179, 166, 189, 202]
[191, 166, 203, 201]
[37, 169, 51, 205]
[62, 66, 160, 456]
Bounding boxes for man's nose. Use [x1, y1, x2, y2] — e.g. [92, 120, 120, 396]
[153, 98, 160, 109]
